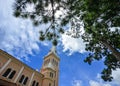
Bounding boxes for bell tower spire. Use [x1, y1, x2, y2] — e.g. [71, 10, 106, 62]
[50, 45, 56, 53]
[49, 45, 57, 55]
[40, 45, 60, 86]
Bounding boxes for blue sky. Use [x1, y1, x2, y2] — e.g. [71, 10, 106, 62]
[0, 0, 120, 86]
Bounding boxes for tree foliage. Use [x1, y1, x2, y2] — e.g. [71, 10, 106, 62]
[13, 0, 120, 82]
[13, 0, 66, 45]
[69, 0, 120, 81]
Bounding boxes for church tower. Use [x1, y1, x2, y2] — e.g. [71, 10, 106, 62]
[40, 46, 60, 86]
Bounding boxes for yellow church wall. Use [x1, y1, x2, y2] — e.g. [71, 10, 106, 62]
[32, 72, 43, 86]
[0, 60, 22, 82]
[0, 51, 9, 69]
[0, 50, 44, 86]
[42, 78, 53, 86]
[17, 67, 33, 86]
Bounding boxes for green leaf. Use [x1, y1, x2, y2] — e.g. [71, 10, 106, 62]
[33, 21, 39, 26]
[30, 14, 35, 19]
[21, 14, 28, 18]
[14, 11, 20, 17]
[52, 39, 58, 46]
[59, 28, 64, 34]
[33, 0, 37, 3]
[39, 35, 45, 41]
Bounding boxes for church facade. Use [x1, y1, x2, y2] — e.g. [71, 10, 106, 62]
[0, 47, 60, 86]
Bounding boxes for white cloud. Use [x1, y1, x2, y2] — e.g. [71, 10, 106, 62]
[71, 69, 120, 86]
[0, 0, 86, 59]
[90, 69, 120, 86]
[112, 68, 120, 85]
[0, 0, 42, 61]
[72, 80, 82, 86]
[89, 80, 101, 86]
[109, 27, 120, 32]
[61, 34, 86, 55]
[89, 80, 111, 86]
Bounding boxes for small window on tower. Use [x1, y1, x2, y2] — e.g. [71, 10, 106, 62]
[49, 83, 51, 86]
[44, 59, 50, 66]
[56, 62, 58, 66]
[36, 82, 39, 86]
[52, 59, 54, 63]
[55, 61, 57, 66]
[50, 72, 54, 78]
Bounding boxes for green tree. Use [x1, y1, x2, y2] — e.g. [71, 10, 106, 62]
[13, 0, 120, 81]
[13, 0, 66, 45]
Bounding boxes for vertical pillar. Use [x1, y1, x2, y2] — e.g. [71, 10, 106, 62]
[14, 66, 24, 83]
[0, 59, 11, 73]
[28, 72, 35, 86]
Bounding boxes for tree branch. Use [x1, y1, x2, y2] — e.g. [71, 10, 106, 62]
[101, 40, 120, 61]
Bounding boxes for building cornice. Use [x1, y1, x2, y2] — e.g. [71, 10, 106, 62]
[0, 49, 44, 78]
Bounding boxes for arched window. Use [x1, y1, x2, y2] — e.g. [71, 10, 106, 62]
[56, 62, 58, 66]
[23, 77, 28, 85]
[49, 83, 51, 86]
[47, 59, 50, 64]
[32, 80, 36, 86]
[52, 59, 54, 63]
[50, 72, 54, 78]
[19, 75, 25, 83]
[36, 82, 39, 86]
[32, 80, 39, 86]
[2, 68, 12, 77]
[8, 70, 16, 79]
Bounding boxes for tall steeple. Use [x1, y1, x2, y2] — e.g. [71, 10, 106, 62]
[50, 45, 57, 53]
[40, 45, 60, 86]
